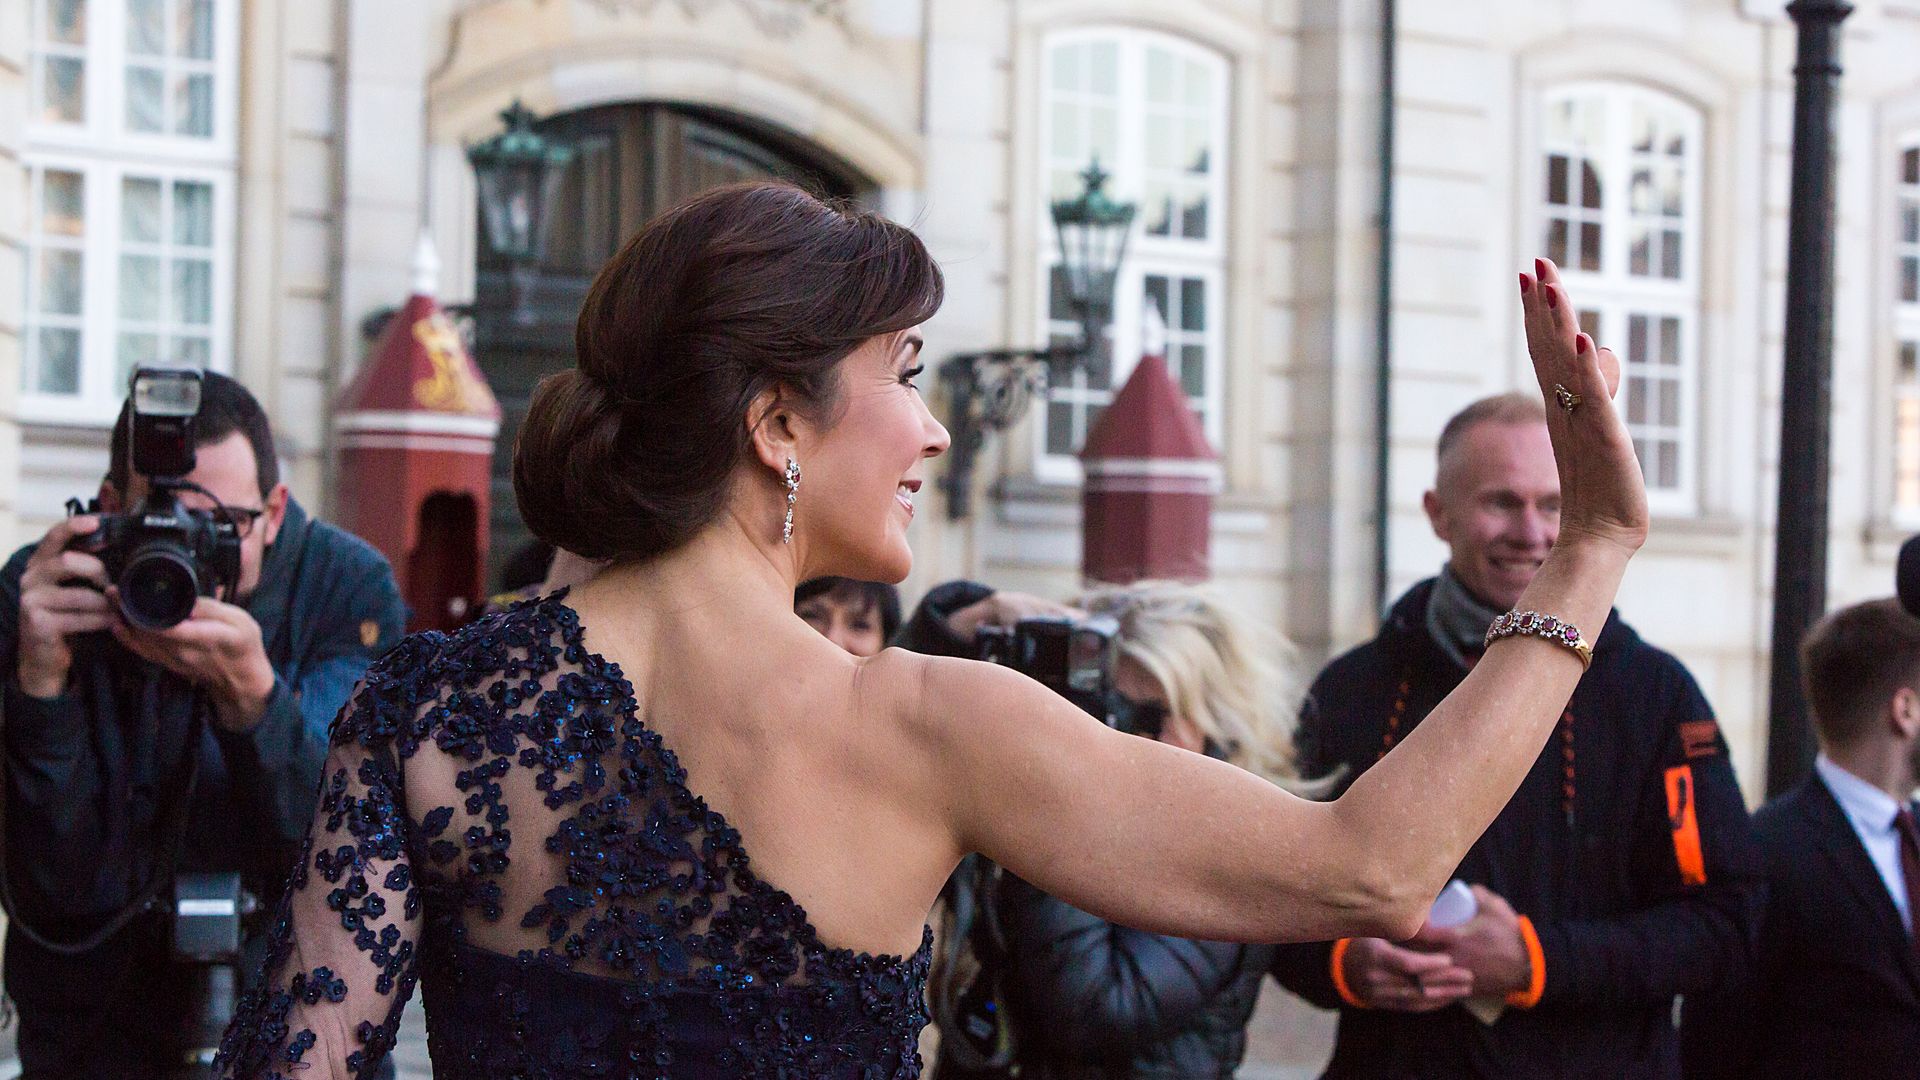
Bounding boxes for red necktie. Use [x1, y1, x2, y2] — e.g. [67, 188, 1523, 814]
[1894, 807, 1920, 952]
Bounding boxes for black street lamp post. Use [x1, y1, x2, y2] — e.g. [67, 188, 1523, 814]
[466, 100, 576, 325]
[940, 160, 1136, 520]
[1766, 0, 1854, 797]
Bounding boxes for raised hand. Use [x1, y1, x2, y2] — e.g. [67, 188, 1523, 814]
[1518, 257, 1648, 556]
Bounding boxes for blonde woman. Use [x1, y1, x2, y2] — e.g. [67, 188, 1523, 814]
[924, 580, 1330, 1080]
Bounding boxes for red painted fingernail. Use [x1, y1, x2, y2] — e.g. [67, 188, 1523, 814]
[1544, 285, 1559, 309]
[1535, 258, 1548, 278]
[1576, 333, 1591, 354]
[1518, 273, 1531, 293]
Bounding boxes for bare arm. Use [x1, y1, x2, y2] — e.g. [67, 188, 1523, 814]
[923, 260, 1645, 945]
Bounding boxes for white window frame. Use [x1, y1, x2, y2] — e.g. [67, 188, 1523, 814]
[23, 0, 240, 426]
[1035, 28, 1230, 483]
[1540, 82, 1705, 516]
[1893, 138, 1920, 523]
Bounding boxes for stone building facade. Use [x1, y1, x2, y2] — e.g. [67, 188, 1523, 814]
[9, 0, 1920, 799]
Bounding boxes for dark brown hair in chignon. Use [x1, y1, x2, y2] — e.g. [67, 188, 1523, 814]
[513, 181, 944, 562]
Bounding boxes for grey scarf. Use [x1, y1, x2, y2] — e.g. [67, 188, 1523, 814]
[1425, 565, 1505, 671]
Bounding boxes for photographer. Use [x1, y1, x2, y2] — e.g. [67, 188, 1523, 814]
[0, 371, 406, 1078]
[909, 580, 1312, 1079]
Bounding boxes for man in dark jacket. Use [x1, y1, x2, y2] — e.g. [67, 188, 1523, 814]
[1680, 599, 1920, 1079]
[1269, 393, 1759, 1079]
[0, 372, 406, 1078]
[900, 581, 1273, 1080]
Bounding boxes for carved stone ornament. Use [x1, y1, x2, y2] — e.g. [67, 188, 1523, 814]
[578, 0, 849, 38]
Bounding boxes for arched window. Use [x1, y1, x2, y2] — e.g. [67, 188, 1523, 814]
[21, 0, 238, 424]
[1541, 83, 1703, 513]
[1036, 29, 1229, 479]
[1894, 142, 1920, 516]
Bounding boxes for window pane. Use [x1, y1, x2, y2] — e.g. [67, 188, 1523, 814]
[120, 254, 161, 319]
[174, 334, 210, 368]
[118, 333, 160, 384]
[1655, 441, 1678, 490]
[1546, 218, 1568, 266]
[1181, 187, 1208, 238]
[38, 249, 84, 314]
[1146, 48, 1173, 104]
[40, 56, 85, 123]
[1902, 341, 1918, 379]
[1146, 114, 1174, 169]
[1046, 401, 1077, 455]
[1144, 274, 1170, 325]
[47, 0, 87, 43]
[1579, 222, 1602, 272]
[1180, 277, 1205, 331]
[1629, 225, 1650, 276]
[1184, 59, 1209, 109]
[1657, 379, 1680, 426]
[1580, 162, 1602, 210]
[182, 0, 214, 60]
[176, 72, 213, 137]
[41, 170, 85, 236]
[1183, 117, 1209, 175]
[122, 176, 163, 242]
[1906, 148, 1920, 186]
[1630, 169, 1654, 214]
[1179, 344, 1206, 397]
[1661, 230, 1682, 278]
[172, 259, 212, 325]
[1627, 376, 1648, 424]
[1547, 155, 1569, 205]
[1903, 203, 1918, 245]
[1089, 41, 1118, 95]
[1143, 183, 1173, 237]
[1906, 257, 1919, 305]
[1050, 103, 1080, 159]
[127, 0, 165, 54]
[37, 328, 83, 395]
[1660, 316, 1681, 366]
[126, 65, 165, 132]
[1628, 314, 1649, 362]
[1052, 43, 1082, 91]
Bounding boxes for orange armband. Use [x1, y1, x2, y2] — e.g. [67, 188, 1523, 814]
[1329, 938, 1369, 1009]
[1504, 915, 1545, 1009]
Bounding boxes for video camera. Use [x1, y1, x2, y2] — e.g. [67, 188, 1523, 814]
[974, 614, 1169, 739]
[67, 367, 242, 631]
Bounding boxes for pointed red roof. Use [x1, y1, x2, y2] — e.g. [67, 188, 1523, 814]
[1080, 354, 1217, 463]
[337, 291, 500, 421]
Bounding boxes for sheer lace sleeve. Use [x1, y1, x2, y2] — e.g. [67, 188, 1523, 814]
[215, 636, 438, 1079]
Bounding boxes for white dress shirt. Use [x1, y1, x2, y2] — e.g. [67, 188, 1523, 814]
[1815, 753, 1914, 932]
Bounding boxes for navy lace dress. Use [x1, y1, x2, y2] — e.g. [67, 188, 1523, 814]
[215, 592, 932, 1079]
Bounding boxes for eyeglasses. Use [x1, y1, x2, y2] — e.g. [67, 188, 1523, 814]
[215, 506, 266, 539]
[1109, 693, 1170, 740]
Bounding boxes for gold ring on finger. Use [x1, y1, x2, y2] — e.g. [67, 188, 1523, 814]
[1553, 383, 1581, 413]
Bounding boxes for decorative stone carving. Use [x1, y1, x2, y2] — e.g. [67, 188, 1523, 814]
[578, 0, 848, 38]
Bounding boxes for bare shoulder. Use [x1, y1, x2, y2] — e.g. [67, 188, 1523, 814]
[852, 647, 1048, 748]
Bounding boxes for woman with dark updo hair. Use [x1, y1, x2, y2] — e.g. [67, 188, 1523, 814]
[217, 182, 1650, 1079]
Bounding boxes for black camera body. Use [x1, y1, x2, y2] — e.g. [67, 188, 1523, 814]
[976, 615, 1121, 722]
[68, 368, 241, 631]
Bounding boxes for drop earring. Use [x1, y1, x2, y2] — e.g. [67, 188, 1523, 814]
[782, 458, 800, 544]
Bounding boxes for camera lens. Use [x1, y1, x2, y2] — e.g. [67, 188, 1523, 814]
[119, 547, 201, 630]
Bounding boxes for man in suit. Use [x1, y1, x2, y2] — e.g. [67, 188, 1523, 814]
[1681, 598, 1920, 1078]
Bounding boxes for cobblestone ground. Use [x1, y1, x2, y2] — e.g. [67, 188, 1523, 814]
[0, 975, 1334, 1079]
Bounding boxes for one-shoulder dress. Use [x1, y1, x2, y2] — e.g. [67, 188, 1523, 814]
[215, 591, 932, 1079]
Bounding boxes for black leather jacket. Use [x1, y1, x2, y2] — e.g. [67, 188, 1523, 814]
[997, 875, 1272, 1080]
[897, 582, 1273, 1080]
